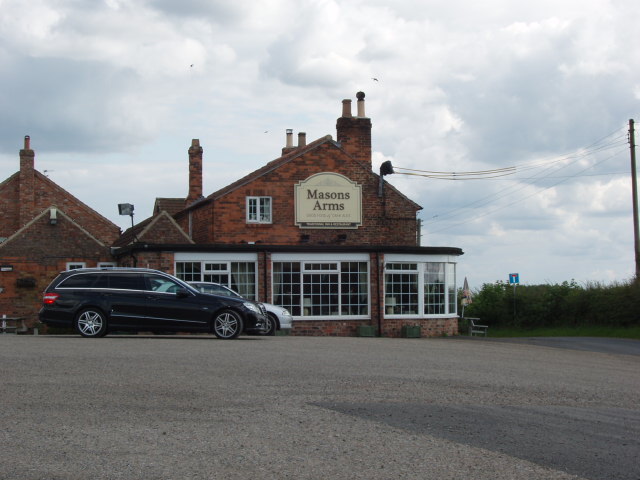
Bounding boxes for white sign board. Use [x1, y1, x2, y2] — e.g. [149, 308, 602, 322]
[295, 172, 362, 229]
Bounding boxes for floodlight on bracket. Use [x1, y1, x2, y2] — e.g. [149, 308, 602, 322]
[118, 203, 135, 230]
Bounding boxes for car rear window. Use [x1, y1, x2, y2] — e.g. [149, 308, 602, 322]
[107, 274, 145, 290]
[58, 273, 103, 288]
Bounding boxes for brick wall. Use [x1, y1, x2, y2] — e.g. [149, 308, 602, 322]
[291, 318, 459, 337]
[119, 251, 176, 273]
[30, 176, 121, 245]
[0, 210, 116, 327]
[0, 175, 20, 238]
[381, 318, 459, 338]
[138, 213, 192, 244]
[189, 141, 419, 246]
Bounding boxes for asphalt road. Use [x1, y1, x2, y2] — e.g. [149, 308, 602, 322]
[1, 335, 638, 480]
[455, 335, 640, 356]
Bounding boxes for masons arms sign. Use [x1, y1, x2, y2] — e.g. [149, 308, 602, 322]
[295, 172, 362, 229]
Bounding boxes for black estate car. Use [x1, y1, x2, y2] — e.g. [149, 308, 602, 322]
[39, 268, 268, 339]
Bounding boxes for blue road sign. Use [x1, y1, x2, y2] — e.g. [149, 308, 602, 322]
[509, 273, 520, 285]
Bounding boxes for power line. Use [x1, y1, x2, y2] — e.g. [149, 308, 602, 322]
[425, 145, 629, 234]
[392, 131, 627, 181]
[382, 124, 630, 231]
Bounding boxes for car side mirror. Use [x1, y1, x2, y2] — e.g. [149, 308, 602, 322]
[175, 288, 190, 298]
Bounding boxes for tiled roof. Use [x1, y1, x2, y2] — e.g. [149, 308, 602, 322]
[153, 198, 186, 216]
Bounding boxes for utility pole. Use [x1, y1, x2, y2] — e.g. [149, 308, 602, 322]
[630, 119, 639, 280]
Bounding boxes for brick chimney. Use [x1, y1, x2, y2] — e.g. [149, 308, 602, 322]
[336, 91, 372, 165]
[187, 139, 203, 204]
[19, 135, 35, 226]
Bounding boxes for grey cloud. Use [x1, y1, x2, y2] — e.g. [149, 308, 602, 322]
[261, 36, 353, 88]
[0, 56, 148, 154]
[147, 0, 244, 22]
[445, 42, 635, 170]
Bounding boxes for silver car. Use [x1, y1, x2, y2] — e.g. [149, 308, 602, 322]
[188, 282, 292, 336]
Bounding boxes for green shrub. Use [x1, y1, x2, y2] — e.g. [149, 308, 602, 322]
[462, 279, 640, 330]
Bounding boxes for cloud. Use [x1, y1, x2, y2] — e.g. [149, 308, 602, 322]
[0, 0, 639, 286]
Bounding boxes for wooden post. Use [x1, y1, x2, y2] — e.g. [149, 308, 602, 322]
[629, 119, 639, 279]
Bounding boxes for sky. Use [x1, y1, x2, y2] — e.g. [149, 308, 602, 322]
[1, 0, 639, 289]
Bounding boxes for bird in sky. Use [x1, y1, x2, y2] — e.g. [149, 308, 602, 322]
[372, 77, 379, 81]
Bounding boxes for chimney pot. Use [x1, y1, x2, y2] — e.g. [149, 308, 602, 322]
[341, 99, 352, 118]
[286, 129, 293, 148]
[298, 132, 306, 147]
[24, 135, 30, 149]
[356, 91, 366, 118]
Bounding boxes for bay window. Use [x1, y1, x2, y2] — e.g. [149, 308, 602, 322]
[384, 259, 456, 316]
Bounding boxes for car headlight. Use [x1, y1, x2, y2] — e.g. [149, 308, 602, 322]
[281, 309, 291, 316]
[242, 302, 260, 314]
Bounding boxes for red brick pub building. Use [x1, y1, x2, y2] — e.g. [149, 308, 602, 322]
[1, 93, 463, 337]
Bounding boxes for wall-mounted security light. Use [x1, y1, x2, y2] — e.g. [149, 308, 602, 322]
[0, 265, 13, 272]
[50, 207, 57, 225]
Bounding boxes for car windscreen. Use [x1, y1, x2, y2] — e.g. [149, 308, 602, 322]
[194, 283, 240, 297]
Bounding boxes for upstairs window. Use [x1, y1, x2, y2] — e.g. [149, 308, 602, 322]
[247, 197, 272, 224]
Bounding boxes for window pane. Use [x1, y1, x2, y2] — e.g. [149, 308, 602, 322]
[203, 273, 228, 284]
[447, 263, 457, 314]
[145, 274, 182, 293]
[259, 197, 271, 222]
[247, 197, 271, 223]
[303, 273, 339, 316]
[248, 198, 257, 221]
[273, 262, 301, 316]
[231, 262, 256, 300]
[66, 262, 86, 270]
[108, 274, 145, 290]
[424, 263, 445, 314]
[340, 262, 368, 315]
[385, 271, 419, 315]
[176, 262, 201, 282]
[275, 260, 369, 317]
[205, 263, 227, 272]
[59, 273, 101, 288]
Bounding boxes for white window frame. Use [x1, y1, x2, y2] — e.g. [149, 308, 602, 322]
[246, 196, 272, 224]
[174, 253, 259, 300]
[66, 262, 86, 270]
[383, 254, 457, 318]
[97, 262, 117, 268]
[271, 253, 370, 319]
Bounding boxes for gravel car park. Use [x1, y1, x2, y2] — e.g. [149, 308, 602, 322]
[39, 268, 268, 339]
